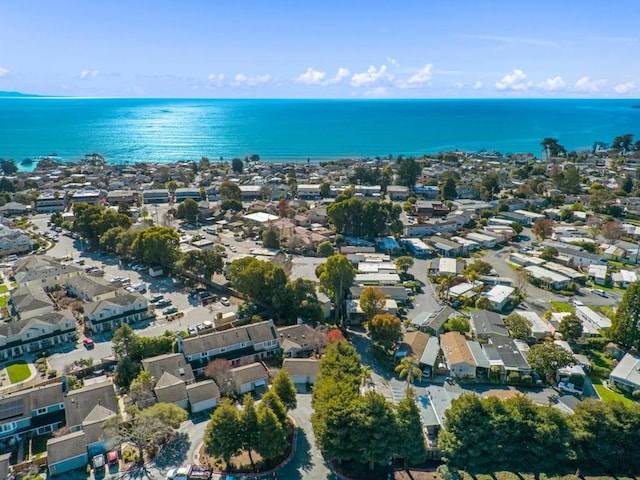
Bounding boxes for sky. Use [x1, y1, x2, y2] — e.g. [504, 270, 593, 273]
[0, 0, 639, 98]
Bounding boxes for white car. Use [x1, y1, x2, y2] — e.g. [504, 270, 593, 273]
[220, 297, 230, 306]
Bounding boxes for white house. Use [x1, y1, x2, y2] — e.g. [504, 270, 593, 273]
[230, 362, 268, 394]
[483, 285, 515, 312]
[587, 264, 608, 286]
[612, 270, 637, 288]
[440, 332, 476, 379]
[282, 358, 320, 385]
[186, 380, 221, 413]
[609, 353, 640, 393]
[518, 311, 553, 340]
[83, 292, 150, 334]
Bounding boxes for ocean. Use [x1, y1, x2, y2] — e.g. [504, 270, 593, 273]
[1, 97, 639, 169]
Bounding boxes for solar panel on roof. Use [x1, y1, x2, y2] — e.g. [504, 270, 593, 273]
[0, 399, 25, 421]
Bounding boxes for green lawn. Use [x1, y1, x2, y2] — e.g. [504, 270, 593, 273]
[0, 284, 8, 294]
[594, 305, 616, 319]
[549, 301, 574, 313]
[591, 377, 636, 407]
[6, 361, 31, 383]
[0, 297, 7, 308]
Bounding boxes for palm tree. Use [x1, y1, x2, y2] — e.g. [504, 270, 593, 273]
[395, 358, 422, 391]
[438, 273, 456, 301]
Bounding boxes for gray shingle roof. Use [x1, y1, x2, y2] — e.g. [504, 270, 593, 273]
[186, 380, 220, 405]
[64, 381, 118, 429]
[47, 431, 87, 465]
[141, 353, 194, 386]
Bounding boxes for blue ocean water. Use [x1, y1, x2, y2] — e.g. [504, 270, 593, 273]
[0, 97, 639, 168]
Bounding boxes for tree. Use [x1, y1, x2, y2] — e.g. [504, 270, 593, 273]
[166, 180, 178, 196]
[540, 246, 558, 261]
[113, 324, 139, 360]
[176, 198, 199, 224]
[115, 356, 140, 389]
[558, 313, 583, 342]
[317, 254, 355, 326]
[610, 281, 640, 348]
[441, 176, 458, 200]
[204, 398, 242, 466]
[259, 389, 288, 431]
[255, 403, 287, 460]
[316, 240, 335, 257]
[353, 391, 398, 470]
[480, 172, 500, 200]
[132, 226, 180, 268]
[586, 215, 603, 240]
[271, 369, 297, 411]
[396, 393, 428, 467]
[218, 181, 242, 201]
[240, 395, 260, 468]
[602, 220, 624, 244]
[204, 359, 235, 396]
[129, 370, 156, 409]
[541, 137, 566, 159]
[504, 313, 532, 340]
[370, 313, 402, 349]
[443, 316, 470, 334]
[176, 250, 224, 281]
[475, 296, 493, 310]
[395, 256, 414, 275]
[0, 177, 15, 193]
[325, 328, 345, 345]
[231, 157, 243, 173]
[359, 287, 386, 321]
[319, 181, 331, 198]
[527, 342, 575, 384]
[397, 157, 421, 188]
[532, 218, 555, 240]
[0, 159, 18, 175]
[511, 222, 524, 236]
[261, 227, 280, 249]
[621, 174, 634, 194]
[395, 358, 422, 390]
[612, 133, 634, 155]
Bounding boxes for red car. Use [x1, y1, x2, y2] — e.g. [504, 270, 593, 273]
[83, 338, 95, 349]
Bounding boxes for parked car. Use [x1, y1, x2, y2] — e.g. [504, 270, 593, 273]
[163, 306, 179, 315]
[187, 326, 197, 336]
[220, 297, 230, 306]
[151, 294, 165, 303]
[83, 338, 95, 348]
[155, 299, 171, 308]
[591, 288, 607, 297]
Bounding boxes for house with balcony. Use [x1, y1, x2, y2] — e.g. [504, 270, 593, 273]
[66, 275, 120, 302]
[9, 284, 55, 321]
[36, 193, 66, 213]
[175, 188, 202, 203]
[13, 255, 82, 289]
[0, 227, 32, 256]
[179, 320, 279, 374]
[0, 382, 65, 442]
[142, 188, 169, 204]
[0, 311, 76, 360]
[83, 292, 151, 334]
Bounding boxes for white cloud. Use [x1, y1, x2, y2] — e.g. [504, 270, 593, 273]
[386, 56, 399, 67]
[324, 67, 350, 85]
[297, 68, 325, 85]
[574, 76, 606, 92]
[231, 73, 272, 87]
[495, 69, 531, 91]
[0, 67, 9, 78]
[454, 82, 464, 88]
[207, 73, 224, 85]
[472, 81, 483, 89]
[350, 65, 393, 87]
[396, 64, 434, 88]
[80, 69, 100, 79]
[614, 81, 636, 94]
[537, 76, 566, 91]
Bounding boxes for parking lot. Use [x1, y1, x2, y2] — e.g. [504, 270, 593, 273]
[27, 214, 239, 374]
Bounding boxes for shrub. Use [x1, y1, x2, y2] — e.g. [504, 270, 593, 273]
[507, 372, 521, 384]
[632, 390, 640, 399]
[521, 374, 533, 385]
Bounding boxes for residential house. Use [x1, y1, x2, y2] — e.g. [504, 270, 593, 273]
[346, 298, 397, 323]
[499, 211, 531, 226]
[419, 336, 441, 377]
[587, 264, 608, 286]
[608, 353, 640, 393]
[297, 184, 322, 200]
[239, 185, 262, 202]
[541, 241, 606, 267]
[524, 265, 571, 290]
[387, 185, 410, 201]
[414, 184, 440, 199]
[403, 238, 431, 258]
[35, 193, 66, 213]
[142, 353, 195, 386]
[174, 188, 202, 203]
[229, 362, 268, 394]
[426, 237, 465, 258]
[0, 228, 32, 255]
[482, 285, 516, 312]
[186, 380, 221, 414]
[277, 324, 326, 358]
[0, 311, 76, 360]
[470, 310, 508, 340]
[82, 403, 118, 456]
[427, 258, 464, 276]
[0, 201, 29, 216]
[574, 305, 611, 333]
[106, 190, 136, 206]
[154, 372, 188, 409]
[440, 332, 476, 379]
[282, 358, 321, 385]
[83, 292, 150, 334]
[0, 382, 65, 442]
[47, 431, 88, 476]
[64, 381, 119, 432]
[612, 270, 638, 288]
[71, 190, 101, 206]
[395, 331, 431, 363]
[66, 275, 120, 302]
[13, 255, 82, 289]
[349, 286, 409, 303]
[409, 305, 457, 335]
[180, 320, 279, 374]
[518, 311, 553, 340]
[415, 201, 449, 218]
[142, 189, 169, 204]
[465, 232, 497, 249]
[482, 335, 532, 380]
[9, 284, 55, 320]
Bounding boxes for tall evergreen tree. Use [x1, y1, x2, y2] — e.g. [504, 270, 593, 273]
[610, 281, 640, 348]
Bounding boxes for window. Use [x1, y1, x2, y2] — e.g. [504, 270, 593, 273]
[36, 407, 48, 415]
